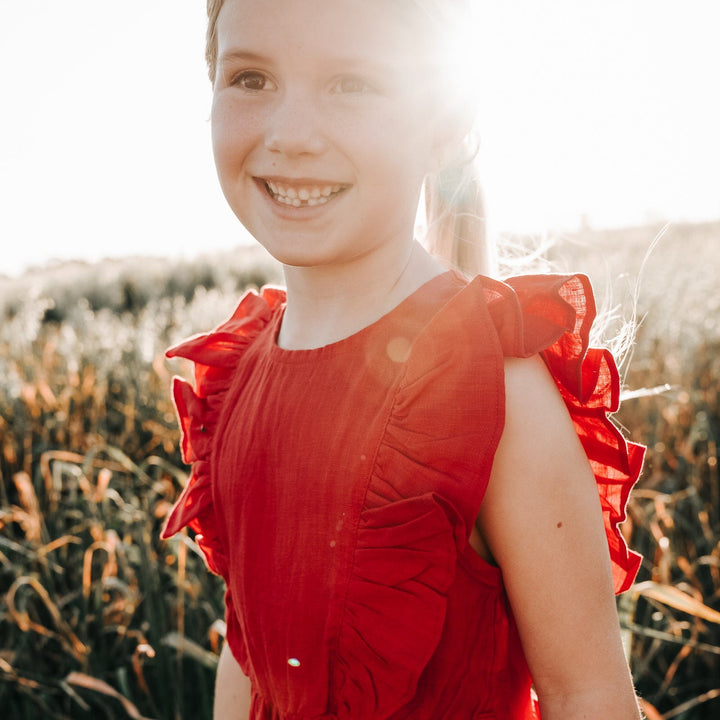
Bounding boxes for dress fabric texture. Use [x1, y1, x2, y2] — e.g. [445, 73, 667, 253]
[161, 271, 644, 720]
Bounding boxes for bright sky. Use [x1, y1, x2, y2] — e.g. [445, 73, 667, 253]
[1, 1, 718, 277]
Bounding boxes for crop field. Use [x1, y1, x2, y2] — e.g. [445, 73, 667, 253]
[0, 222, 719, 719]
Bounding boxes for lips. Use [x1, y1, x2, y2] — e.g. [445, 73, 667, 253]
[262, 179, 348, 207]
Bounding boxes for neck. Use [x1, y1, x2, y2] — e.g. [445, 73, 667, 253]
[278, 239, 445, 350]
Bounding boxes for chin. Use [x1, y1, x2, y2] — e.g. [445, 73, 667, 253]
[248, 229, 355, 270]
[252, 238, 336, 269]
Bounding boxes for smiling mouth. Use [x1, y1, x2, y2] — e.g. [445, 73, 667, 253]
[263, 180, 347, 207]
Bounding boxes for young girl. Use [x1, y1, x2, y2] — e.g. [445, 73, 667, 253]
[162, 1, 645, 718]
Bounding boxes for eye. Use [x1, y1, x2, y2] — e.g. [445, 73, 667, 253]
[231, 71, 276, 92]
[330, 76, 371, 95]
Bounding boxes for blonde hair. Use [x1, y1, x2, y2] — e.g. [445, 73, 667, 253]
[206, 0, 223, 84]
[423, 144, 491, 277]
[204, 0, 490, 277]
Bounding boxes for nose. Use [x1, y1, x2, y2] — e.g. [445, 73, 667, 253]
[264, 89, 329, 157]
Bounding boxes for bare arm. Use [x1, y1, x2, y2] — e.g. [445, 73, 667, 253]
[477, 356, 641, 719]
[214, 642, 252, 720]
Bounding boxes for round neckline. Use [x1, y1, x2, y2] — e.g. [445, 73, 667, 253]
[266, 270, 462, 364]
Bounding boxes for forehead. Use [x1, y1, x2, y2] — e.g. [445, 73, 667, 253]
[215, 0, 436, 68]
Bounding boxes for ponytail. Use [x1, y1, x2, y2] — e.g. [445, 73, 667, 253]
[423, 151, 493, 278]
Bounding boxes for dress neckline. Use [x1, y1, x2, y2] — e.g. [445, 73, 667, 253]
[266, 270, 464, 364]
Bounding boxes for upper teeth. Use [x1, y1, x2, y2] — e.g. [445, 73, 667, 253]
[267, 181, 343, 207]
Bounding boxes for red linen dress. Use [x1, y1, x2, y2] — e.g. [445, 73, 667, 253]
[162, 271, 643, 720]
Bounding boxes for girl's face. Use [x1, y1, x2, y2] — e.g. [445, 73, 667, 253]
[211, 0, 453, 270]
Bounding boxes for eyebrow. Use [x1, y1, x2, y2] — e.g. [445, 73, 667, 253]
[218, 49, 274, 66]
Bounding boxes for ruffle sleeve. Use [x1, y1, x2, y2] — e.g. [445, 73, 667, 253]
[160, 286, 286, 578]
[487, 273, 644, 593]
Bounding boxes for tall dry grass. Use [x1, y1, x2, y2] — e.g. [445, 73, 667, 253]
[556, 220, 720, 718]
[0, 247, 280, 719]
[1, 223, 719, 718]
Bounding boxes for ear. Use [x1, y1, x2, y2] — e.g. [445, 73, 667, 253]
[428, 106, 476, 174]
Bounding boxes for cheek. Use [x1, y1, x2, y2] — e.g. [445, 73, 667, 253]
[361, 127, 436, 190]
[382, 106, 441, 176]
[339, 103, 434, 167]
[211, 99, 261, 172]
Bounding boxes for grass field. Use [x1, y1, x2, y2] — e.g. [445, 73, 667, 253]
[1, 222, 719, 718]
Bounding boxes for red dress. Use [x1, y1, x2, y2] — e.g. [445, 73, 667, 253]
[162, 272, 643, 720]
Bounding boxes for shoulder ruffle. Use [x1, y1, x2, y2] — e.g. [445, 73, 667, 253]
[160, 286, 286, 577]
[487, 273, 644, 593]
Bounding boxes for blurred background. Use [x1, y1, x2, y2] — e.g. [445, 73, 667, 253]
[1, 1, 719, 719]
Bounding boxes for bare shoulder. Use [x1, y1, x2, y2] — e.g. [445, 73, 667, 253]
[495, 354, 585, 474]
[502, 354, 570, 423]
[479, 354, 600, 559]
[480, 353, 605, 564]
